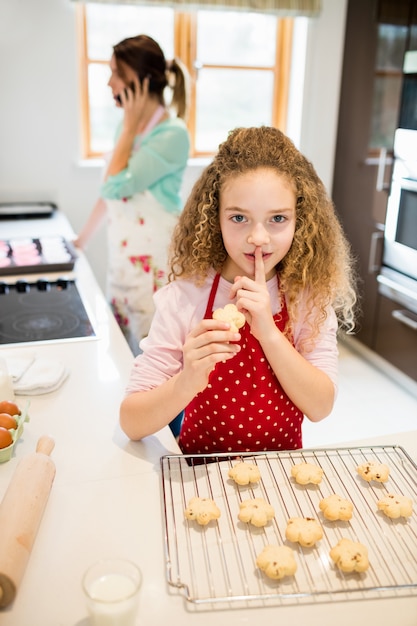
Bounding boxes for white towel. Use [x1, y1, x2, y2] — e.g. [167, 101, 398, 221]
[4, 351, 36, 382]
[3, 352, 69, 395]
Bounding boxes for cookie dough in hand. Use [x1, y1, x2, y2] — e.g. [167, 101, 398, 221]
[212, 303, 245, 333]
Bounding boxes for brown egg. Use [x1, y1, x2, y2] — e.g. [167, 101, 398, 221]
[0, 401, 21, 417]
[0, 413, 17, 430]
[0, 427, 13, 449]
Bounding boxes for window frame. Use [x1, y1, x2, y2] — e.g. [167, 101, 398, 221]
[76, 4, 293, 159]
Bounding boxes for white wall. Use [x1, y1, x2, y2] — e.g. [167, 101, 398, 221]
[0, 0, 347, 292]
[296, 0, 348, 189]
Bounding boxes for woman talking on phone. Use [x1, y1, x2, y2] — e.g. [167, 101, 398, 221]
[75, 35, 190, 355]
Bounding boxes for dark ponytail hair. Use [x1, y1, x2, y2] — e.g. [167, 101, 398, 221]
[113, 34, 190, 120]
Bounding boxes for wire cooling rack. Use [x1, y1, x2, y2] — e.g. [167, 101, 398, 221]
[160, 446, 417, 608]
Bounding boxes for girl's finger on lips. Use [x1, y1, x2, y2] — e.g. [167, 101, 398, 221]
[254, 246, 266, 284]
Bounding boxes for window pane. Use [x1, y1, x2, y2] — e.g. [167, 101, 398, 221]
[376, 24, 407, 70]
[86, 4, 174, 61]
[85, 5, 174, 154]
[196, 10, 276, 66]
[369, 75, 402, 150]
[410, 24, 417, 50]
[89, 64, 122, 154]
[195, 69, 273, 152]
[369, 23, 407, 150]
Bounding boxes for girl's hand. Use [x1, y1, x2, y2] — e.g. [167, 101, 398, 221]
[119, 75, 150, 134]
[231, 247, 277, 342]
[181, 319, 241, 394]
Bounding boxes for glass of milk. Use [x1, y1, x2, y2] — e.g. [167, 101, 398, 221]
[82, 558, 142, 626]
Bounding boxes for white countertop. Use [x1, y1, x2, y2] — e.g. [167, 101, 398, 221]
[0, 214, 416, 626]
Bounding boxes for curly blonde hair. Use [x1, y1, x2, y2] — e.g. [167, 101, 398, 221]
[169, 126, 357, 343]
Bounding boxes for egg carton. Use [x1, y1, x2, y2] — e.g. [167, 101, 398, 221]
[0, 404, 30, 463]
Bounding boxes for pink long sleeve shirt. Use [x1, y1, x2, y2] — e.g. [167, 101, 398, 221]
[125, 271, 339, 399]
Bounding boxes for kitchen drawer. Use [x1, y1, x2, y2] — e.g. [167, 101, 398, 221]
[374, 293, 417, 382]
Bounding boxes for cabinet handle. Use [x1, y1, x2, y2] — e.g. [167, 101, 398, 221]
[368, 231, 384, 273]
[376, 147, 388, 192]
[392, 309, 417, 331]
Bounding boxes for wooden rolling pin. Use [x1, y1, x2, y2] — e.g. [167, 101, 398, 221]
[0, 436, 56, 608]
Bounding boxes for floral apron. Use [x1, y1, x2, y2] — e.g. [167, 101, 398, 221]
[179, 273, 303, 454]
[106, 192, 177, 355]
[105, 106, 177, 355]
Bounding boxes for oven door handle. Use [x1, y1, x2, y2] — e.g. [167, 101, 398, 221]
[377, 273, 417, 304]
[392, 309, 417, 331]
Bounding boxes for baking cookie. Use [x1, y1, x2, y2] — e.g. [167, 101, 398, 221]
[356, 460, 389, 483]
[377, 493, 413, 519]
[212, 303, 245, 333]
[256, 544, 297, 580]
[228, 461, 261, 486]
[329, 538, 369, 573]
[319, 494, 354, 521]
[238, 498, 275, 527]
[184, 497, 221, 526]
[291, 462, 324, 485]
[285, 517, 323, 547]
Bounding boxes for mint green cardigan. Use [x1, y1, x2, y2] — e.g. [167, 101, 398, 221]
[100, 117, 190, 215]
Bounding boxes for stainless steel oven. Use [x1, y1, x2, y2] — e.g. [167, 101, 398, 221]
[375, 50, 417, 371]
[379, 49, 417, 300]
[382, 129, 417, 282]
[378, 127, 417, 326]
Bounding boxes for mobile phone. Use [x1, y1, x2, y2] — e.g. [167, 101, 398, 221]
[115, 82, 135, 105]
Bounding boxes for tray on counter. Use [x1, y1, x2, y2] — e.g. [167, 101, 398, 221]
[0, 236, 77, 276]
[160, 446, 417, 608]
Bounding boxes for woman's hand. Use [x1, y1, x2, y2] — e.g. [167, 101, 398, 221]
[119, 75, 150, 134]
[231, 247, 277, 342]
[105, 76, 150, 179]
[181, 319, 241, 394]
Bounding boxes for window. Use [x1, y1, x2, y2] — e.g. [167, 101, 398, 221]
[76, 3, 293, 158]
[369, 23, 408, 152]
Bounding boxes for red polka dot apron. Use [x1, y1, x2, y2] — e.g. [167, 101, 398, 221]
[179, 273, 303, 455]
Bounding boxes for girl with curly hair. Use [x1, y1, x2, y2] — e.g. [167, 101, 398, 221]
[121, 126, 357, 454]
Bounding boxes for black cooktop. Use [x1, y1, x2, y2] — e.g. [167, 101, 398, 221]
[0, 278, 96, 345]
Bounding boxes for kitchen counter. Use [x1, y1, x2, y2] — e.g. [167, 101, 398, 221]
[0, 214, 416, 626]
